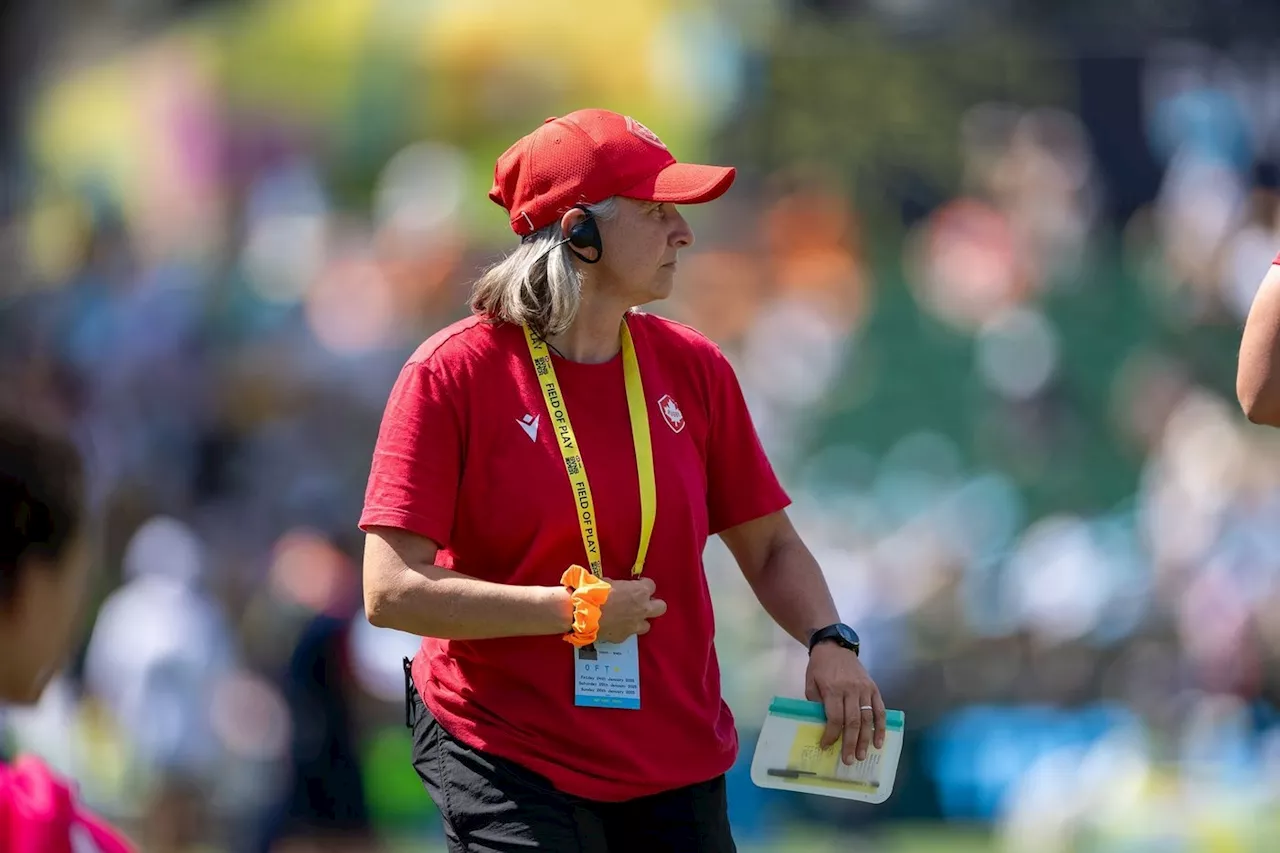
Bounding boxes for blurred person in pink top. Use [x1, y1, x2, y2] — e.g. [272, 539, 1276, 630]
[0, 412, 134, 852]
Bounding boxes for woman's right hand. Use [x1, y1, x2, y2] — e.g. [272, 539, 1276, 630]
[596, 577, 666, 644]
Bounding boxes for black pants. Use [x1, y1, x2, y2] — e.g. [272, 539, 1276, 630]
[406, 673, 737, 852]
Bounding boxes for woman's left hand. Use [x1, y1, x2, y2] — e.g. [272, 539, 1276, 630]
[804, 643, 886, 765]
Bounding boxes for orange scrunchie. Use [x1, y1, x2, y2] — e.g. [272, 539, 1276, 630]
[561, 565, 612, 647]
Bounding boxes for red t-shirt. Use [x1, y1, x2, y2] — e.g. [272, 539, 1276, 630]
[359, 311, 790, 801]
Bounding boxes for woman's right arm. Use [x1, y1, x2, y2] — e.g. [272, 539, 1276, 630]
[363, 526, 575, 639]
[363, 527, 665, 641]
[359, 360, 573, 639]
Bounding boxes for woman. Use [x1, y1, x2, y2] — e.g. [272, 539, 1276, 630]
[0, 412, 135, 852]
[360, 109, 885, 852]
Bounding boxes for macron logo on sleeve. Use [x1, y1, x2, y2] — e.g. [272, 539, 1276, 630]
[518, 413, 540, 442]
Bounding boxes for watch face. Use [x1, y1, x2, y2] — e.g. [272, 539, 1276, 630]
[836, 624, 860, 647]
[810, 624, 860, 654]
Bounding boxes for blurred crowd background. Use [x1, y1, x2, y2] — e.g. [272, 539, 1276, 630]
[4, 1, 1280, 851]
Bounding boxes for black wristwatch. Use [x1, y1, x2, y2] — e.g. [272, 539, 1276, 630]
[807, 623, 860, 656]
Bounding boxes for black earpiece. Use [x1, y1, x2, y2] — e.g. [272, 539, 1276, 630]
[530, 204, 604, 264]
[562, 204, 603, 264]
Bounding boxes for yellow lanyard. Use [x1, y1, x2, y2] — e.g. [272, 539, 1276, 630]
[523, 319, 656, 579]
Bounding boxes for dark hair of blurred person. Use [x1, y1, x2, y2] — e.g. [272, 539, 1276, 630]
[0, 413, 87, 702]
[0, 412, 135, 851]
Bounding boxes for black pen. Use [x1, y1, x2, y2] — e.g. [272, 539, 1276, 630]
[766, 769, 816, 778]
[765, 768, 879, 788]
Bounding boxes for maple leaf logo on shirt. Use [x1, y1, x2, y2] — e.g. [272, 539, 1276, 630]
[658, 395, 685, 433]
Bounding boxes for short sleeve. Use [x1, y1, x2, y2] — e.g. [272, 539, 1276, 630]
[0, 756, 135, 852]
[704, 349, 791, 534]
[359, 361, 463, 546]
[72, 811, 136, 852]
[1273, 251, 1280, 266]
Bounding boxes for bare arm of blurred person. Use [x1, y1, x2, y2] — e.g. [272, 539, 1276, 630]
[1239, 263, 1280, 424]
[363, 527, 664, 641]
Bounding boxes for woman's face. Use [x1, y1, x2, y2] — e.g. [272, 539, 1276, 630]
[0, 533, 91, 704]
[591, 199, 695, 305]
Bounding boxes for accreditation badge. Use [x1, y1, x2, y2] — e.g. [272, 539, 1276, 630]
[573, 636, 640, 709]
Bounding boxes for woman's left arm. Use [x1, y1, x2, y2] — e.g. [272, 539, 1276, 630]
[720, 510, 886, 763]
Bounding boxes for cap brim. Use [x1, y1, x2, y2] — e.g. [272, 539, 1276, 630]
[620, 162, 736, 205]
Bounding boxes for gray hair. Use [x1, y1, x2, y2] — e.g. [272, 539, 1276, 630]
[470, 197, 618, 340]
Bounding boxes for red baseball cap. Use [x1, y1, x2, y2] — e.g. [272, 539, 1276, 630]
[489, 109, 737, 237]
